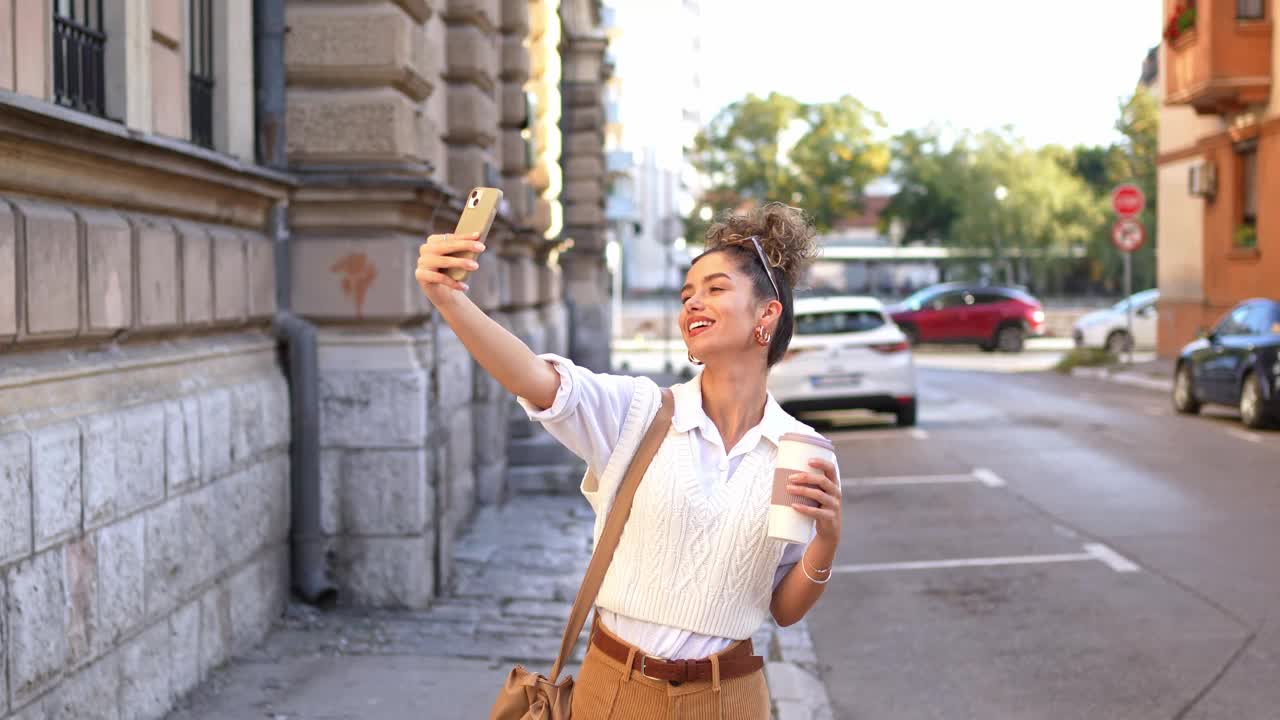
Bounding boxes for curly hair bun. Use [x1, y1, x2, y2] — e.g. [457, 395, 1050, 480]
[703, 202, 820, 289]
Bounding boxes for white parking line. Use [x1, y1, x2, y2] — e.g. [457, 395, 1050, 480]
[845, 469, 1004, 489]
[831, 544, 1141, 575]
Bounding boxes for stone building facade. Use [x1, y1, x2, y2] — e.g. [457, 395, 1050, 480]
[0, 1, 610, 718]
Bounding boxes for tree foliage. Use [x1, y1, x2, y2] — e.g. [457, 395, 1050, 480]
[685, 93, 889, 240]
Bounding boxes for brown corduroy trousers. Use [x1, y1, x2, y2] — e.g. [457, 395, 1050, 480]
[569, 620, 771, 720]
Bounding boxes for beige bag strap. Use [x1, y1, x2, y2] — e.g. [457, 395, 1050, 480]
[549, 387, 674, 681]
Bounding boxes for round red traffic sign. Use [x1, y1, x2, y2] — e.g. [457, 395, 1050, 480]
[1111, 184, 1145, 217]
[1111, 218, 1146, 253]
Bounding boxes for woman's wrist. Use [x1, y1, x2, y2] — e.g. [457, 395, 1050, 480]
[803, 535, 838, 573]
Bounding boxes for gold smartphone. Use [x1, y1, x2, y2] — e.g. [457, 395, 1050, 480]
[445, 186, 503, 282]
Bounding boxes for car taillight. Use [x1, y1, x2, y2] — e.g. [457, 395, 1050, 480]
[1031, 309, 1045, 324]
[870, 341, 910, 354]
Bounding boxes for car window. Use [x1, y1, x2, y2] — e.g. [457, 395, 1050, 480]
[902, 287, 943, 311]
[1216, 306, 1253, 336]
[929, 292, 967, 310]
[794, 310, 887, 336]
[1244, 303, 1276, 336]
[972, 292, 1007, 305]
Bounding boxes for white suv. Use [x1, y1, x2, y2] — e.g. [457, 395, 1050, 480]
[769, 296, 918, 426]
[1072, 289, 1159, 354]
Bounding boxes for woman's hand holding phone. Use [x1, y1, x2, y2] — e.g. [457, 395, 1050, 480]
[415, 232, 486, 303]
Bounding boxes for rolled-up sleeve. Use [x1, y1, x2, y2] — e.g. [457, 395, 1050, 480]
[516, 354, 638, 478]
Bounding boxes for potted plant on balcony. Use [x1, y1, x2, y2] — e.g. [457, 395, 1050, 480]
[1164, 1, 1197, 42]
[1233, 223, 1258, 249]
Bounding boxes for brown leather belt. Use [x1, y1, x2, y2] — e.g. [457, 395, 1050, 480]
[589, 621, 765, 683]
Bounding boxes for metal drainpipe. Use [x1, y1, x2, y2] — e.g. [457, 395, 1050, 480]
[256, 0, 336, 606]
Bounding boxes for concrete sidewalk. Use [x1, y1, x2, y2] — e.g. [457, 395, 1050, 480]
[165, 495, 834, 720]
[1069, 357, 1175, 393]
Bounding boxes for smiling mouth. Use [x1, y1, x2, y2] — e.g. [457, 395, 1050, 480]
[687, 320, 714, 337]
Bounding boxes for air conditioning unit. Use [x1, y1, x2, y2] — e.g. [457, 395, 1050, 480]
[1188, 162, 1217, 198]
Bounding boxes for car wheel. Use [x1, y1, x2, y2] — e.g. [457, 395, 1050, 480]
[1240, 372, 1274, 429]
[896, 399, 917, 427]
[1105, 330, 1132, 355]
[995, 325, 1024, 353]
[1173, 363, 1201, 415]
[900, 324, 920, 347]
[979, 342, 997, 353]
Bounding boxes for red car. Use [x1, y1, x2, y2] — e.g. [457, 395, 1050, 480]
[888, 283, 1046, 352]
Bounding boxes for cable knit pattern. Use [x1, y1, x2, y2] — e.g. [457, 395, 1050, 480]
[589, 383, 792, 641]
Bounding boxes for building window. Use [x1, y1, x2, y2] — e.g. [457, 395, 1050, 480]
[52, 0, 106, 116]
[189, 0, 215, 148]
[1241, 144, 1258, 228]
[1238, 0, 1265, 19]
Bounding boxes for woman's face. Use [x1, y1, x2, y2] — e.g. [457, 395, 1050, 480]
[679, 251, 771, 363]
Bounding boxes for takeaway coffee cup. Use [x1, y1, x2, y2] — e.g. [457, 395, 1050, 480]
[768, 432, 837, 543]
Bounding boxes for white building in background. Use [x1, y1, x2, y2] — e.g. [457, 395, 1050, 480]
[602, 0, 704, 295]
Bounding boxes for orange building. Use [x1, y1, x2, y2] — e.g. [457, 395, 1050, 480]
[1157, 0, 1279, 357]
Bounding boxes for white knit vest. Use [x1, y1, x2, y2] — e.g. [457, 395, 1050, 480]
[585, 381, 790, 640]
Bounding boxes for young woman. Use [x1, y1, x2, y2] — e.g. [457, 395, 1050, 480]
[415, 202, 841, 719]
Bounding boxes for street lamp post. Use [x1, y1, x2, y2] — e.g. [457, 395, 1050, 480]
[993, 185, 1008, 284]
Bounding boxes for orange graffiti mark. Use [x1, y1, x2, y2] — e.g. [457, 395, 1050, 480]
[330, 252, 379, 317]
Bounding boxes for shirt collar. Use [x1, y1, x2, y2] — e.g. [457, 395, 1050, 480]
[670, 373, 792, 448]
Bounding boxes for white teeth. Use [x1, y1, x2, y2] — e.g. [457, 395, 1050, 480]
[689, 320, 712, 331]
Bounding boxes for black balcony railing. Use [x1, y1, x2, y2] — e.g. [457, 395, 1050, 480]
[190, 0, 215, 148]
[52, 0, 106, 117]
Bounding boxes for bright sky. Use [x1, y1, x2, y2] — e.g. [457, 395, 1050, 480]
[696, 0, 1163, 149]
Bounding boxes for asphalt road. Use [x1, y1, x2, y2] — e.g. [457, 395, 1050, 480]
[802, 364, 1279, 720]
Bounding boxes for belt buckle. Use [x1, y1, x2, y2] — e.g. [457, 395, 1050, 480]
[640, 655, 663, 681]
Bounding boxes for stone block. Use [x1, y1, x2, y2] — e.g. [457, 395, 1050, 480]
[117, 404, 166, 513]
[500, 0, 529, 33]
[120, 621, 173, 718]
[79, 414, 118, 529]
[499, 34, 528, 81]
[165, 397, 201, 494]
[447, 145, 496, 210]
[563, 202, 604, 228]
[144, 486, 216, 618]
[0, 432, 32, 565]
[319, 369, 428, 448]
[246, 234, 277, 319]
[287, 88, 419, 164]
[562, 105, 604, 132]
[64, 536, 96, 664]
[177, 221, 212, 325]
[169, 600, 200, 699]
[563, 82, 601, 108]
[42, 653, 120, 720]
[228, 546, 287, 654]
[31, 421, 81, 551]
[565, 131, 604, 156]
[500, 128, 528, 174]
[0, 199, 15, 338]
[0, 570, 6, 714]
[80, 208, 133, 333]
[286, 5, 431, 101]
[446, 83, 498, 147]
[151, 0, 181, 43]
[214, 463, 286, 572]
[341, 450, 431, 535]
[562, 155, 604, 183]
[8, 549, 67, 706]
[94, 515, 145, 655]
[422, 12, 448, 84]
[445, 24, 497, 92]
[198, 586, 231, 680]
[445, 0, 498, 31]
[319, 449, 342, 535]
[506, 253, 538, 308]
[419, 113, 447, 180]
[434, 326, 473, 411]
[230, 381, 264, 463]
[200, 388, 233, 480]
[18, 200, 79, 336]
[475, 460, 507, 505]
[134, 216, 180, 329]
[292, 236, 423, 320]
[212, 228, 247, 325]
[267, 375, 292, 450]
[334, 536, 433, 608]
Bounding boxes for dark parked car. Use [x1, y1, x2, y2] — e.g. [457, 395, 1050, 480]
[888, 283, 1046, 353]
[1174, 298, 1280, 429]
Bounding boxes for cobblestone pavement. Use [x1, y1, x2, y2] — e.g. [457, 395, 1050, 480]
[167, 494, 833, 719]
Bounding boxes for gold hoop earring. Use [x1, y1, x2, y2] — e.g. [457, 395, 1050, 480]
[754, 325, 771, 346]
[688, 351, 703, 365]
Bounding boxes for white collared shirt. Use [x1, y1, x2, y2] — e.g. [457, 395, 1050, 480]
[518, 354, 813, 660]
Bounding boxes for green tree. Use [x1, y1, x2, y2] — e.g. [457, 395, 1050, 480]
[685, 93, 889, 239]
